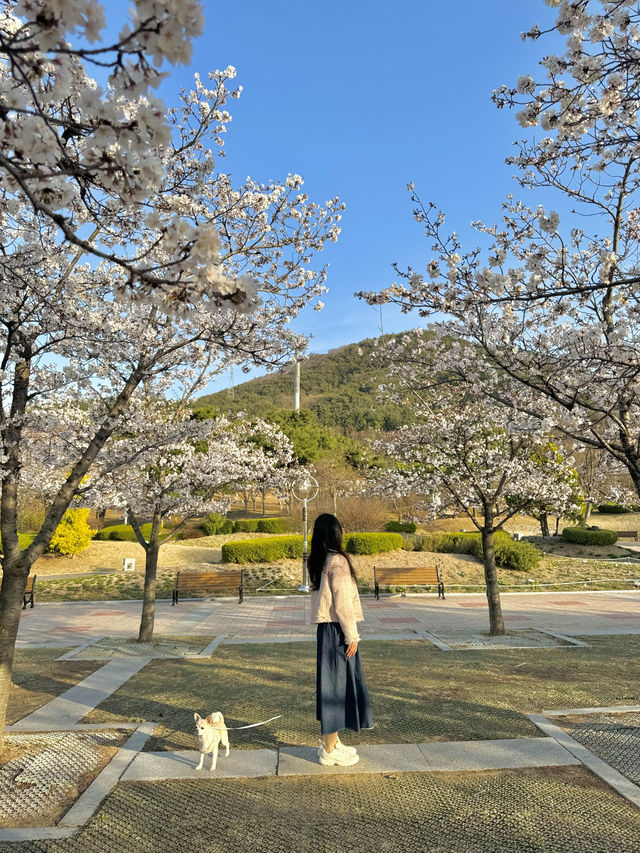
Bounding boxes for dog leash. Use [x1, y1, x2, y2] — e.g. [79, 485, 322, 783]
[224, 715, 282, 730]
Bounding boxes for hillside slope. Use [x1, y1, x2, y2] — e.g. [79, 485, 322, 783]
[195, 334, 412, 435]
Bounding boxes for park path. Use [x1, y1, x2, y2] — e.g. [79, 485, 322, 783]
[15, 589, 640, 647]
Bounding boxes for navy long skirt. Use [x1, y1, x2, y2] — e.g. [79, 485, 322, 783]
[316, 622, 374, 735]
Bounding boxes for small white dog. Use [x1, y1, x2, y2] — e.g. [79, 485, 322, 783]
[194, 711, 230, 771]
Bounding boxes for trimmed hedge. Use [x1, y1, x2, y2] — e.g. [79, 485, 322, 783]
[93, 523, 156, 542]
[0, 532, 34, 553]
[562, 527, 618, 546]
[344, 532, 403, 555]
[597, 504, 631, 514]
[385, 520, 417, 533]
[222, 535, 305, 563]
[232, 517, 292, 534]
[221, 531, 404, 563]
[403, 530, 541, 572]
[202, 513, 233, 535]
[257, 518, 292, 534]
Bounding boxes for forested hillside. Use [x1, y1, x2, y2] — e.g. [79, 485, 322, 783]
[195, 334, 414, 435]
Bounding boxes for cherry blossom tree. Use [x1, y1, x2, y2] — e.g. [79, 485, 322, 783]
[0, 1, 244, 301]
[358, 1, 640, 509]
[574, 447, 636, 521]
[373, 389, 577, 635]
[87, 405, 294, 641]
[0, 6, 343, 748]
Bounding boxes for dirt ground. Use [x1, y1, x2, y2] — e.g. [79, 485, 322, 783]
[27, 531, 274, 577]
[22, 510, 640, 600]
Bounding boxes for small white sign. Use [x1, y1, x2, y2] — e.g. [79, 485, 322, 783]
[122, 558, 135, 572]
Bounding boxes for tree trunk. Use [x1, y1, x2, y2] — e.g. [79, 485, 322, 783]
[243, 491, 249, 512]
[0, 561, 29, 752]
[333, 491, 337, 515]
[262, 489, 266, 517]
[481, 523, 505, 636]
[539, 512, 550, 538]
[583, 500, 593, 525]
[554, 516, 561, 536]
[137, 511, 162, 643]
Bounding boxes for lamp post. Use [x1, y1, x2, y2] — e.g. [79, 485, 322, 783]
[292, 473, 319, 592]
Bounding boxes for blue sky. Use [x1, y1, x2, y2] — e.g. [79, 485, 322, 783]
[112, 1, 561, 391]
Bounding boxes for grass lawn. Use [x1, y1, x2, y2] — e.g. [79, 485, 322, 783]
[82, 636, 640, 751]
[1, 768, 638, 853]
[7, 648, 103, 725]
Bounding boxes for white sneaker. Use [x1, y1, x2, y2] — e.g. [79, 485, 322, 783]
[335, 736, 358, 756]
[317, 742, 360, 766]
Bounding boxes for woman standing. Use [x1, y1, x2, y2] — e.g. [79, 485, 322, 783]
[309, 513, 373, 766]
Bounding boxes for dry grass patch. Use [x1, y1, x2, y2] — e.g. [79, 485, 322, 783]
[83, 635, 640, 751]
[8, 648, 104, 725]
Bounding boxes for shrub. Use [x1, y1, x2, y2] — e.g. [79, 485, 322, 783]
[232, 519, 259, 533]
[202, 513, 233, 535]
[256, 517, 292, 534]
[343, 532, 403, 555]
[562, 527, 618, 546]
[49, 509, 95, 556]
[492, 536, 541, 572]
[232, 517, 291, 534]
[385, 520, 417, 533]
[221, 531, 404, 563]
[222, 535, 305, 563]
[597, 503, 631, 514]
[402, 530, 541, 571]
[93, 523, 155, 542]
[0, 532, 35, 553]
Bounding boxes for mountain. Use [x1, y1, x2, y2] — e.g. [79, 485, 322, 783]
[194, 334, 411, 436]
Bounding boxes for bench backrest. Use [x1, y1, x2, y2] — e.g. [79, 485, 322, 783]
[176, 570, 242, 589]
[616, 530, 638, 538]
[25, 575, 35, 593]
[374, 566, 440, 585]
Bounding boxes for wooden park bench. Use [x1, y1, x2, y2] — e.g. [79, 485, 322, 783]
[172, 569, 244, 605]
[23, 574, 36, 609]
[373, 566, 445, 600]
[617, 530, 639, 541]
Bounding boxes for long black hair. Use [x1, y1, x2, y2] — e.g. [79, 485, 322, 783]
[308, 513, 357, 590]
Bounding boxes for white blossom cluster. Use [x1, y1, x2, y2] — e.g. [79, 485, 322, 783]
[371, 390, 579, 532]
[77, 405, 296, 535]
[358, 2, 640, 502]
[0, 3, 343, 308]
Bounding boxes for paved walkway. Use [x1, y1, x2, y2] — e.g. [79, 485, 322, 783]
[122, 737, 580, 781]
[16, 590, 640, 646]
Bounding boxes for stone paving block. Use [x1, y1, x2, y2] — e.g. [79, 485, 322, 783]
[277, 744, 428, 776]
[122, 748, 278, 781]
[416, 737, 580, 771]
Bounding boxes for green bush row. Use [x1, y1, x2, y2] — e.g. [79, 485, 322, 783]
[345, 532, 403, 554]
[385, 520, 417, 533]
[222, 535, 305, 563]
[597, 504, 633, 514]
[0, 532, 35, 553]
[232, 517, 292, 534]
[93, 523, 155, 542]
[221, 532, 404, 563]
[562, 527, 618, 545]
[403, 530, 541, 572]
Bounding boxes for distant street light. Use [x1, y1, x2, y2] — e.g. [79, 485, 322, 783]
[292, 473, 319, 592]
